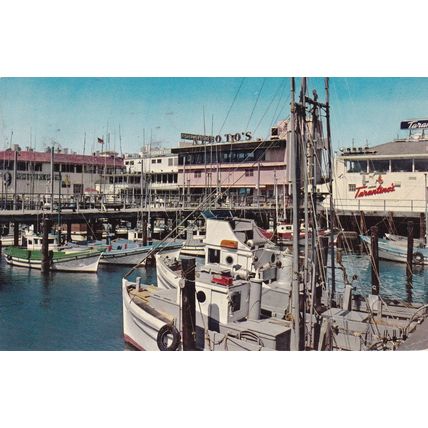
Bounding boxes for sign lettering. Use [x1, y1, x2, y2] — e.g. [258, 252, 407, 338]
[400, 119, 428, 130]
[354, 183, 396, 198]
[181, 131, 252, 144]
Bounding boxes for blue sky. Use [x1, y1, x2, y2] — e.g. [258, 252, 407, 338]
[1, 77, 428, 154]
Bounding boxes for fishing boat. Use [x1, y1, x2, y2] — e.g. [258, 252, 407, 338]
[360, 235, 428, 265]
[155, 214, 294, 315]
[3, 232, 103, 272]
[122, 264, 292, 351]
[99, 240, 183, 266]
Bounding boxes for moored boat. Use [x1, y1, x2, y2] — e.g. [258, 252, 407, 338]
[361, 235, 428, 265]
[4, 232, 103, 272]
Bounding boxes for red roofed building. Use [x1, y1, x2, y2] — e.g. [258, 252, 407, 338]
[0, 145, 124, 206]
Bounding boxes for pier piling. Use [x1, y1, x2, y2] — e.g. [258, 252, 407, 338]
[13, 222, 19, 246]
[41, 219, 52, 274]
[142, 217, 148, 246]
[66, 221, 72, 243]
[420, 213, 425, 242]
[181, 257, 196, 351]
[407, 221, 414, 287]
[370, 226, 380, 295]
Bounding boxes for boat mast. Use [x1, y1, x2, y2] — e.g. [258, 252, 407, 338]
[325, 78, 336, 304]
[290, 77, 302, 351]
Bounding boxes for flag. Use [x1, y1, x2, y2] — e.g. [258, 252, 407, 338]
[97, 137, 104, 144]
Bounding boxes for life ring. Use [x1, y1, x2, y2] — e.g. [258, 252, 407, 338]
[156, 324, 181, 351]
[413, 252, 424, 265]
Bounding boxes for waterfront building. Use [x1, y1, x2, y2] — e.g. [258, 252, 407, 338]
[0, 144, 124, 209]
[171, 121, 289, 207]
[102, 147, 179, 206]
[332, 120, 428, 216]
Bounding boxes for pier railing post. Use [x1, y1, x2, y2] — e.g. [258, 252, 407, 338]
[370, 226, 380, 295]
[181, 257, 196, 351]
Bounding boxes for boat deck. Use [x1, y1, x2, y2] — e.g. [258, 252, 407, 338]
[398, 319, 428, 350]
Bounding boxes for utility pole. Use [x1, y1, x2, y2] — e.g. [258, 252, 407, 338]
[325, 78, 336, 306]
[290, 77, 301, 351]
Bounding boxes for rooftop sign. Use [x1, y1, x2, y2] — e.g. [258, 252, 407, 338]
[400, 119, 428, 130]
[181, 132, 252, 144]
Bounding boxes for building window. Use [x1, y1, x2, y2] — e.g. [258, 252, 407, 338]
[157, 159, 162, 163]
[168, 158, 173, 166]
[245, 169, 254, 177]
[348, 184, 356, 192]
[391, 159, 412, 172]
[414, 159, 428, 172]
[395, 181, 401, 188]
[368, 160, 389, 173]
[152, 159, 156, 164]
[346, 160, 367, 173]
[194, 171, 202, 178]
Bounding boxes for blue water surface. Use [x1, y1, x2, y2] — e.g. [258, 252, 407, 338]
[0, 258, 156, 351]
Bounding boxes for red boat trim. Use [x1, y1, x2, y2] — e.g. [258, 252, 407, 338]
[123, 334, 146, 351]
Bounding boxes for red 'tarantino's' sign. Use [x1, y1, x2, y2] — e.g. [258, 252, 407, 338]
[354, 183, 396, 198]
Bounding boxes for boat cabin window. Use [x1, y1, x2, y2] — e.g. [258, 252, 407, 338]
[391, 159, 413, 172]
[346, 160, 367, 173]
[230, 292, 241, 312]
[414, 159, 428, 172]
[368, 160, 389, 173]
[208, 248, 220, 264]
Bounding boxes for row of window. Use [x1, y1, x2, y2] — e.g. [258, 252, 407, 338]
[107, 174, 178, 184]
[125, 158, 177, 166]
[346, 159, 428, 173]
[178, 149, 267, 166]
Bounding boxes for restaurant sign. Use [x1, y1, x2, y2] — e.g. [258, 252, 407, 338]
[181, 131, 252, 144]
[354, 176, 396, 198]
[400, 119, 428, 130]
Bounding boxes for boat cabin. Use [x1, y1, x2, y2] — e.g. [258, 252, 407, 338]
[25, 233, 59, 251]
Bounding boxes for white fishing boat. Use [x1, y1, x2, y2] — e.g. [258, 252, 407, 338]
[361, 235, 428, 265]
[122, 268, 293, 351]
[156, 215, 294, 316]
[99, 241, 183, 266]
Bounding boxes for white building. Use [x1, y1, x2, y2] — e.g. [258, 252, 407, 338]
[102, 147, 179, 205]
[332, 121, 428, 215]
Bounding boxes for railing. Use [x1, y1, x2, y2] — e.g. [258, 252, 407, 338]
[0, 192, 280, 213]
[332, 198, 427, 213]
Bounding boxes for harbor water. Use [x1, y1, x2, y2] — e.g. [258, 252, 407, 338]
[1, 252, 428, 350]
[0, 258, 156, 351]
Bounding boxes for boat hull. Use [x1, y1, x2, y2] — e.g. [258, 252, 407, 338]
[122, 279, 173, 351]
[361, 235, 428, 265]
[4, 251, 101, 272]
